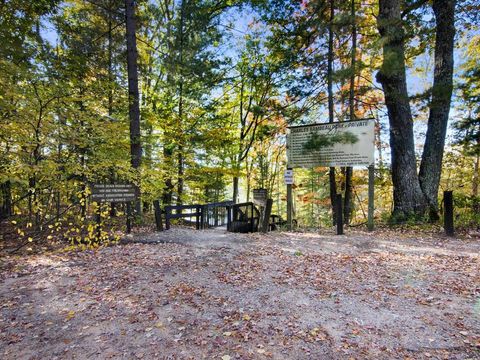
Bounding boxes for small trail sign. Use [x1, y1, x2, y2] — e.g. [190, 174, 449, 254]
[91, 184, 136, 203]
[253, 188, 268, 206]
[284, 169, 294, 185]
[90, 183, 136, 234]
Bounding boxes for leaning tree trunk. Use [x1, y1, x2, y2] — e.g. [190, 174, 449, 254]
[418, 0, 456, 221]
[125, 0, 142, 216]
[376, 0, 426, 221]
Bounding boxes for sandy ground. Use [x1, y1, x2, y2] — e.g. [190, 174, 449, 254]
[0, 228, 479, 359]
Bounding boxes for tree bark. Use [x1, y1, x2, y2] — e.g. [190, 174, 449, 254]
[473, 152, 479, 198]
[473, 152, 480, 213]
[327, 0, 337, 226]
[0, 180, 12, 219]
[108, 6, 117, 217]
[418, 0, 456, 220]
[125, 0, 142, 215]
[344, 0, 357, 225]
[233, 175, 239, 203]
[176, 0, 186, 208]
[376, 0, 426, 220]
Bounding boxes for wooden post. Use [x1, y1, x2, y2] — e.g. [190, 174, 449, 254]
[165, 206, 171, 230]
[195, 205, 200, 230]
[250, 203, 254, 232]
[96, 204, 102, 241]
[261, 199, 273, 233]
[153, 200, 163, 231]
[226, 205, 232, 231]
[287, 180, 293, 231]
[444, 191, 454, 236]
[336, 194, 343, 235]
[368, 164, 374, 231]
[200, 205, 205, 229]
[126, 202, 132, 234]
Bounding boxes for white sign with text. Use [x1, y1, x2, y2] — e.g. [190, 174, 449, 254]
[287, 120, 375, 168]
[284, 169, 294, 185]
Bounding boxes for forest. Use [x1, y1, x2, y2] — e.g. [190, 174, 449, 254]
[1, 1, 480, 358]
[1, 0, 480, 242]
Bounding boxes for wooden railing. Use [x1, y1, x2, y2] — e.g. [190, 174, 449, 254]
[164, 204, 202, 230]
[157, 200, 260, 233]
[226, 202, 260, 233]
[202, 201, 234, 229]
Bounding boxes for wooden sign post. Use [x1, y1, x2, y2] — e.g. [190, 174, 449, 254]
[444, 191, 454, 236]
[285, 169, 294, 231]
[286, 119, 375, 234]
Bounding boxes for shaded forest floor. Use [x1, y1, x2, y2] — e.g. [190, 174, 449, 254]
[1, 228, 479, 359]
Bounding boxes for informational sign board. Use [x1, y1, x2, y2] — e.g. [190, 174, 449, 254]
[253, 188, 268, 206]
[284, 169, 294, 185]
[287, 119, 374, 168]
[91, 184, 136, 203]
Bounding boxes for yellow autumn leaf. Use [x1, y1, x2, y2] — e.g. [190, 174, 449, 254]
[66, 310, 75, 320]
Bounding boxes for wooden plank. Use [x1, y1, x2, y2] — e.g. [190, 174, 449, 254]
[204, 201, 234, 207]
[166, 212, 201, 219]
[165, 204, 200, 211]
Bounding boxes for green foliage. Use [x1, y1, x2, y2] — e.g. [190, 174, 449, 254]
[453, 35, 480, 156]
[2, 0, 480, 244]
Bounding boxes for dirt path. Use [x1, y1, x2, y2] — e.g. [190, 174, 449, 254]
[1, 228, 479, 359]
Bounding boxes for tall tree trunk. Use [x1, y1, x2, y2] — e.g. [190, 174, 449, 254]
[177, 92, 184, 208]
[125, 0, 142, 215]
[108, 5, 117, 217]
[176, 0, 186, 208]
[473, 152, 479, 198]
[1, 180, 12, 220]
[0, 143, 12, 219]
[246, 158, 251, 203]
[473, 152, 480, 213]
[344, 0, 357, 225]
[233, 175, 239, 203]
[327, 0, 337, 226]
[418, 0, 456, 220]
[376, 0, 426, 221]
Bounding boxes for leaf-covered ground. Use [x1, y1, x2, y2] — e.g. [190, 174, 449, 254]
[1, 228, 479, 359]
